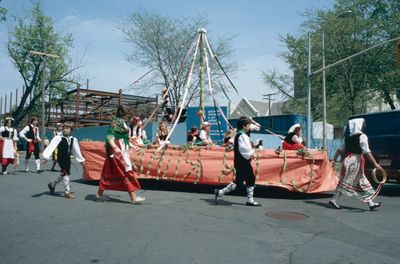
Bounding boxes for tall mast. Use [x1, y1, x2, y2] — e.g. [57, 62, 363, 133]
[198, 28, 206, 124]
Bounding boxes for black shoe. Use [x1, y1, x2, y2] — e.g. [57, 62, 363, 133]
[246, 201, 261, 207]
[369, 202, 382, 211]
[329, 200, 341, 209]
[214, 189, 220, 205]
[48, 183, 55, 194]
[37, 170, 44, 173]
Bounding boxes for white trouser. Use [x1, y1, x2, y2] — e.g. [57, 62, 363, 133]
[53, 175, 71, 193]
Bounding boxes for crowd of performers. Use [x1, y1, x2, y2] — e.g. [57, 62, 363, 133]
[0, 109, 385, 210]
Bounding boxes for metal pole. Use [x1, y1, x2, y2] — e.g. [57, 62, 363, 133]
[322, 32, 327, 150]
[306, 33, 312, 148]
[198, 29, 206, 124]
[9, 92, 12, 113]
[75, 83, 80, 127]
[5, 94, 7, 115]
[40, 59, 46, 144]
[262, 93, 276, 116]
[16, 88, 18, 107]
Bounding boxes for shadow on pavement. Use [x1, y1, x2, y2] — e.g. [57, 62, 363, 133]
[74, 179, 333, 200]
[84, 194, 137, 205]
[200, 198, 244, 206]
[31, 191, 66, 199]
[304, 200, 366, 212]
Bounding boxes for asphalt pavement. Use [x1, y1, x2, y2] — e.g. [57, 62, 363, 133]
[1, 160, 400, 264]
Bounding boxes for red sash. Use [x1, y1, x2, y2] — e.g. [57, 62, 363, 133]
[282, 141, 304, 150]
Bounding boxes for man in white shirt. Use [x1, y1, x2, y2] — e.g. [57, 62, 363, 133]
[214, 116, 261, 206]
[19, 117, 42, 173]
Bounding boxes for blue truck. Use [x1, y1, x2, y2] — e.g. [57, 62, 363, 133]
[350, 110, 400, 182]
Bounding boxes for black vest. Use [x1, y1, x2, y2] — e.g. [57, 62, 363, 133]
[26, 125, 36, 140]
[1, 127, 14, 139]
[234, 132, 249, 166]
[57, 137, 74, 172]
[284, 132, 296, 145]
[345, 134, 363, 154]
[158, 133, 167, 141]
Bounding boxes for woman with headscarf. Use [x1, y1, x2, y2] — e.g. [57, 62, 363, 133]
[282, 124, 305, 150]
[329, 118, 384, 211]
[198, 121, 214, 146]
[96, 105, 145, 204]
[153, 121, 171, 147]
[129, 116, 145, 147]
[0, 117, 19, 175]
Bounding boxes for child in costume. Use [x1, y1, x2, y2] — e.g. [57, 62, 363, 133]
[198, 121, 214, 146]
[43, 123, 85, 199]
[282, 124, 305, 150]
[19, 117, 43, 173]
[214, 117, 261, 206]
[50, 123, 63, 171]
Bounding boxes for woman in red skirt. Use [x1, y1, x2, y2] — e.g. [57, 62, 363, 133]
[96, 105, 145, 204]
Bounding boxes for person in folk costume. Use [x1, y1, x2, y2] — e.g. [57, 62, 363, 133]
[282, 123, 305, 150]
[198, 121, 214, 146]
[153, 121, 171, 146]
[0, 117, 19, 175]
[50, 123, 63, 171]
[221, 129, 235, 148]
[214, 116, 262, 206]
[129, 116, 146, 147]
[96, 105, 145, 204]
[329, 118, 384, 211]
[19, 117, 43, 173]
[43, 122, 85, 199]
[187, 126, 199, 145]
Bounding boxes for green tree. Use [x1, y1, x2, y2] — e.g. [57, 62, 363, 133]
[121, 10, 237, 108]
[8, 2, 78, 127]
[264, 0, 400, 125]
[0, 0, 6, 22]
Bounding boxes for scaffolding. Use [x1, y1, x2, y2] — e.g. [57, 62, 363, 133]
[52, 85, 158, 127]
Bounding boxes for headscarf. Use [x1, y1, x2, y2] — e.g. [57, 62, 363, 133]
[201, 121, 211, 129]
[348, 118, 365, 136]
[288, 124, 301, 133]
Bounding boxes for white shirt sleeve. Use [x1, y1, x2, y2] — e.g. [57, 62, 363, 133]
[0, 126, 4, 134]
[42, 136, 62, 160]
[36, 128, 41, 141]
[19, 126, 29, 139]
[71, 137, 85, 163]
[199, 130, 207, 141]
[291, 135, 303, 144]
[13, 129, 19, 141]
[359, 134, 371, 154]
[238, 133, 254, 160]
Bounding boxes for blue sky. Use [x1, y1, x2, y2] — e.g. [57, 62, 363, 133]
[0, 0, 335, 106]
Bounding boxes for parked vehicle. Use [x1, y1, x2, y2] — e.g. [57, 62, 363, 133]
[350, 110, 400, 182]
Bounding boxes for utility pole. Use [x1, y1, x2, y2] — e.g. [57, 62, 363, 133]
[30, 49, 59, 148]
[322, 32, 327, 150]
[262, 93, 276, 116]
[306, 33, 312, 148]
